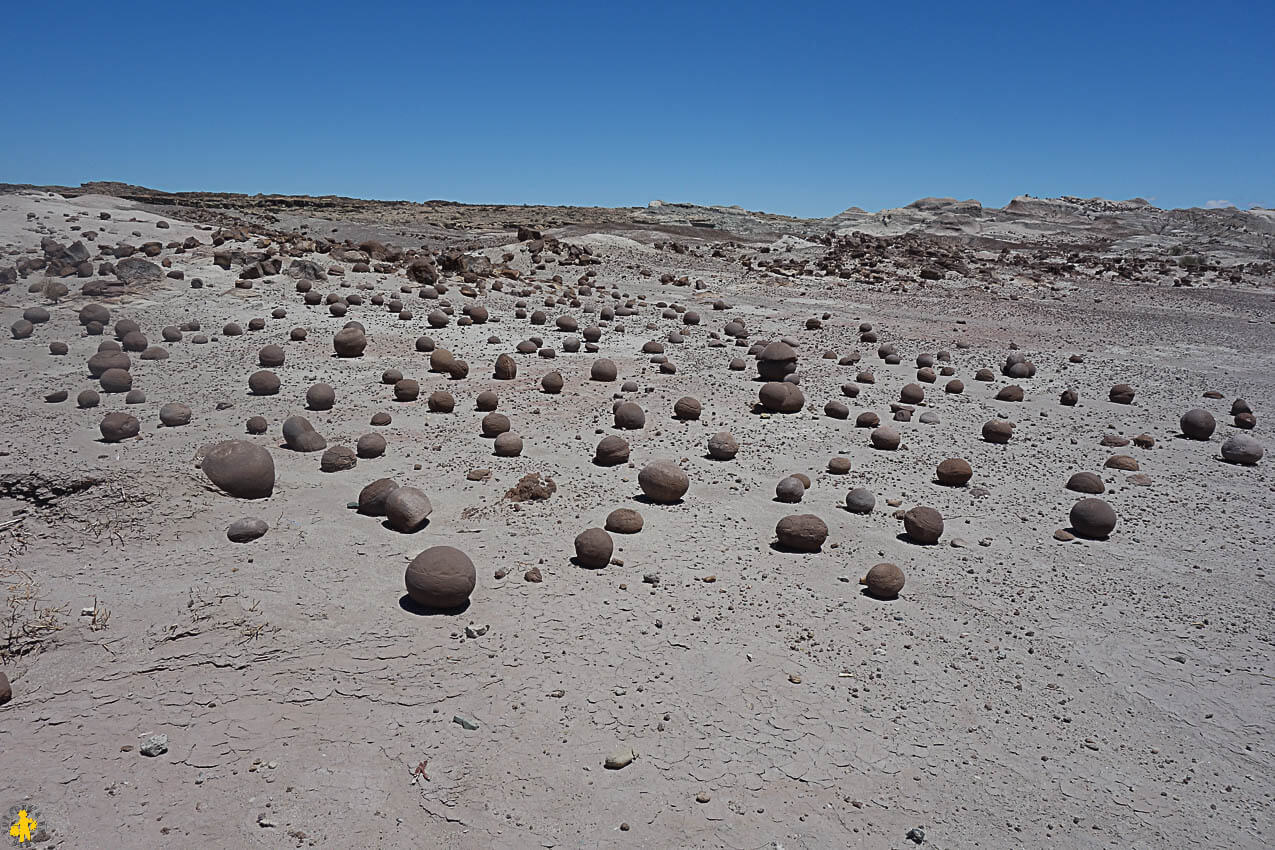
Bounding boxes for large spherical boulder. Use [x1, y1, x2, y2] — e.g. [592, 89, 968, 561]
[356, 432, 387, 458]
[249, 370, 281, 395]
[673, 396, 702, 420]
[87, 350, 129, 377]
[99, 368, 133, 393]
[870, 426, 901, 450]
[759, 381, 804, 413]
[707, 432, 738, 460]
[481, 412, 511, 438]
[79, 304, 110, 326]
[982, 419, 1014, 444]
[903, 506, 944, 544]
[1070, 498, 1117, 539]
[900, 383, 925, 404]
[775, 514, 828, 552]
[605, 508, 644, 534]
[614, 402, 646, 430]
[936, 458, 972, 486]
[226, 517, 269, 543]
[1066, 471, 1105, 494]
[203, 440, 275, 498]
[99, 412, 140, 442]
[494, 353, 517, 380]
[385, 487, 433, 533]
[320, 445, 358, 472]
[757, 341, 798, 381]
[590, 359, 618, 382]
[845, 488, 875, 514]
[540, 371, 564, 394]
[333, 327, 367, 357]
[594, 435, 630, 466]
[427, 391, 455, 413]
[306, 383, 335, 410]
[159, 402, 192, 427]
[573, 528, 613, 568]
[861, 563, 905, 600]
[775, 476, 805, 503]
[258, 344, 285, 367]
[405, 546, 475, 609]
[358, 477, 399, 515]
[638, 460, 689, 503]
[1109, 384, 1135, 405]
[394, 379, 420, 402]
[1179, 408, 1216, 440]
[1220, 434, 1263, 466]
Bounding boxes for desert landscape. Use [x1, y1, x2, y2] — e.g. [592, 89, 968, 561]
[0, 182, 1272, 849]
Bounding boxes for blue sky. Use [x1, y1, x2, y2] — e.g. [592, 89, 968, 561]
[1, 0, 1271, 216]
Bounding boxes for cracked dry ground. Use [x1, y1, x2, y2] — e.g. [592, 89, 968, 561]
[0, 191, 1272, 849]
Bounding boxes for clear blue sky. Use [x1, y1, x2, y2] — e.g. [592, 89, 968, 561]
[2, 0, 1271, 216]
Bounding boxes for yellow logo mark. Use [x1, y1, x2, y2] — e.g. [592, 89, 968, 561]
[9, 810, 37, 843]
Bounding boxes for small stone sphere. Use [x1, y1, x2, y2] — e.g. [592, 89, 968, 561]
[226, 517, 269, 543]
[246, 415, 268, 434]
[775, 514, 828, 552]
[594, 435, 630, 466]
[88, 350, 129, 376]
[76, 389, 100, 409]
[638, 460, 689, 503]
[333, 327, 366, 357]
[370, 411, 392, 426]
[903, 506, 944, 544]
[320, 445, 358, 472]
[306, 383, 336, 410]
[862, 563, 905, 600]
[855, 411, 879, 428]
[202, 440, 275, 498]
[1105, 454, 1139, 471]
[405, 546, 476, 609]
[573, 527, 614, 568]
[824, 400, 850, 419]
[385, 487, 434, 533]
[481, 412, 511, 437]
[494, 353, 517, 380]
[707, 431, 739, 460]
[673, 396, 702, 420]
[114, 319, 141, 338]
[870, 426, 901, 450]
[1235, 412, 1257, 429]
[982, 419, 1014, 443]
[290, 327, 307, 341]
[48, 340, 69, 355]
[159, 402, 192, 427]
[1179, 408, 1216, 440]
[448, 359, 470, 380]
[841, 383, 860, 398]
[222, 322, 244, 336]
[476, 391, 499, 411]
[900, 383, 925, 404]
[944, 379, 964, 394]
[758, 381, 804, 413]
[382, 368, 403, 385]
[936, 457, 973, 486]
[427, 391, 455, 413]
[775, 476, 805, 503]
[394, 379, 420, 402]
[541, 371, 564, 393]
[1070, 498, 1118, 539]
[591, 359, 618, 381]
[729, 357, 746, 371]
[1066, 471, 1105, 494]
[248, 370, 281, 395]
[827, 457, 851, 474]
[99, 412, 140, 442]
[996, 385, 1025, 402]
[79, 304, 110, 326]
[1220, 433, 1264, 465]
[356, 432, 387, 458]
[120, 330, 148, 352]
[358, 478, 399, 515]
[493, 431, 523, 457]
[258, 344, 285, 367]
[614, 401, 646, 430]
[415, 336, 436, 352]
[605, 508, 644, 534]
[125, 389, 146, 404]
[1109, 384, 1135, 404]
[845, 487, 875, 514]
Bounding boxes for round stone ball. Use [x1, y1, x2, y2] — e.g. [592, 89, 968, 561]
[855, 411, 879, 428]
[99, 412, 140, 442]
[120, 331, 148, 352]
[246, 415, 268, 434]
[541, 371, 564, 393]
[415, 336, 435, 352]
[614, 401, 646, 430]
[982, 419, 1014, 443]
[900, 383, 925, 404]
[775, 476, 805, 503]
[945, 379, 965, 394]
[88, 350, 129, 376]
[159, 402, 192, 427]
[476, 391, 499, 411]
[481, 412, 511, 437]
[827, 457, 851, 474]
[226, 517, 269, 543]
[903, 506, 944, 544]
[673, 396, 702, 420]
[385, 487, 434, 533]
[114, 319, 141, 338]
[356, 432, 387, 458]
[870, 426, 901, 450]
[996, 385, 1025, 402]
[448, 359, 470, 380]
[1179, 408, 1216, 440]
[249, 370, 280, 395]
[427, 391, 455, 413]
[591, 359, 618, 381]
[77, 389, 100, 409]
[1066, 471, 1105, 494]
[49, 341, 69, 355]
[405, 546, 476, 609]
[494, 353, 517, 380]
[594, 435, 630, 466]
[1220, 434, 1264, 465]
[775, 514, 828, 552]
[862, 562, 905, 600]
[845, 488, 875, 514]
[79, 304, 110, 326]
[394, 379, 420, 402]
[223, 322, 243, 336]
[290, 327, 307, 341]
[125, 390, 146, 405]
[320, 445, 358, 472]
[358, 478, 399, 515]
[758, 381, 804, 413]
[202, 440, 275, 498]
[99, 366, 133, 393]
[1109, 384, 1135, 404]
[333, 327, 367, 357]
[306, 383, 335, 410]
[936, 458, 973, 486]
[574, 528, 614, 568]
[493, 431, 523, 457]
[1070, 498, 1117, 539]
[258, 344, 285, 367]
[824, 400, 849, 419]
[638, 460, 689, 503]
[605, 508, 643, 534]
[707, 431, 739, 460]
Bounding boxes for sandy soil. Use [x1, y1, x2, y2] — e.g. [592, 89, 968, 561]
[0, 190, 1271, 849]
